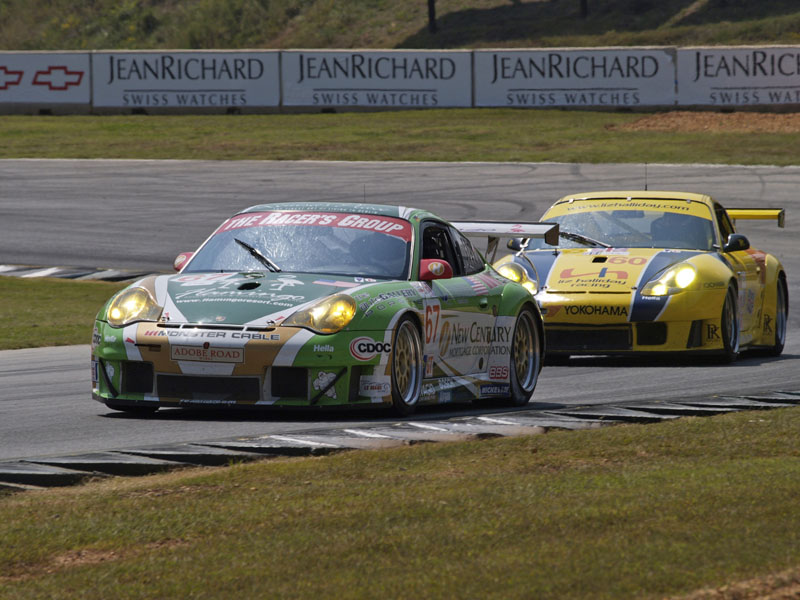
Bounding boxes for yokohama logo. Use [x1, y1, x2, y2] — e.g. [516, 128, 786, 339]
[349, 336, 391, 361]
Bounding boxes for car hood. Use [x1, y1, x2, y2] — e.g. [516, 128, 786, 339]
[144, 272, 374, 326]
[528, 248, 704, 293]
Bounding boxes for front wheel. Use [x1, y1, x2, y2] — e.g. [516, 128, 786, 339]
[504, 307, 543, 407]
[719, 284, 740, 363]
[390, 316, 424, 416]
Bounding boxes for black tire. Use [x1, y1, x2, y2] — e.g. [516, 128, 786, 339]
[719, 284, 740, 363]
[503, 307, 543, 406]
[765, 276, 788, 357]
[390, 316, 424, 416]
[105, 401, 158, 415]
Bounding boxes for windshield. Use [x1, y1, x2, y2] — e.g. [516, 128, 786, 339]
[184, 211, 413, 279]
[524, 208, 715, 251]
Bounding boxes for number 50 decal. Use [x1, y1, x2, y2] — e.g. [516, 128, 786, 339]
[425, 304, 441, 344]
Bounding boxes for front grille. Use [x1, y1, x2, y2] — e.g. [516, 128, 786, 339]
[157, 375, 261, 402]
[122, 361, 154, 394]
[271, 367, 308, 398]
[547, 326, 632, 351]
[636, 322, 667, 346]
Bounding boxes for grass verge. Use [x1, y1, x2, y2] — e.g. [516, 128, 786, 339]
[3, 111, 800, 165]
[1, 408, 799, 598]
[0, 277, 125, 350]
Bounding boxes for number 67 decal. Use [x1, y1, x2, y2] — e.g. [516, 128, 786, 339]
[425, 303, 441, 344]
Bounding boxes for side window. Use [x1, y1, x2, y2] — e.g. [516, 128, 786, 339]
[421, 222, 461, 275]
[450, 227, 485, 275]
[715, 203, 735, 246]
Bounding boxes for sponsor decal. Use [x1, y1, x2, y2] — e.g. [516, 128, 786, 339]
[438, 321, 512, 359]
[216, 211, 413, 242]
[104, 335, 118, 343]
[171, 345, 244, 363]
[488, 365, 509, 380]
[480, 383, 510, 396]
[562, 305, 629, 317]
[354, 277, 377, 283]
[707, 324, 721, 341]
[313, 371, 338, 400]
[559, 267, 628, 281]
[0, 66, 23, 90]
[703, 281, 726, 289]
[424, 354, 434, 377]
[314, 344, 334, 352]
[465, 272, 503, 295]
[32, 66, 83, 90]
[350, 337, 391, 361]
[359, 376, 391, 398]
[763, 314, 773, 335]
[269, 276, 304, 291]
[358, 288, 418, 312]
[429, 261, 445, 276]
[92, 326, 101, 348]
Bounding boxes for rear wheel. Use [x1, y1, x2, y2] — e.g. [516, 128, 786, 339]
[503, 307, 542, 406]
[390, 316, 423, 416]
[766, 276, 788, 356]
[719, 284, 740, 363]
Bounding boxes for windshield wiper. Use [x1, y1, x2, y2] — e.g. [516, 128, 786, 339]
[559, 231, 610, 248]
[234, 238, 281, 272]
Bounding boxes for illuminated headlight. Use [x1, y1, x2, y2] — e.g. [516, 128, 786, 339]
[641, 264, 697, 297]
[498, 262, 538, 295]
[106, 287, 163, 328]
[284, 294, 356, 334]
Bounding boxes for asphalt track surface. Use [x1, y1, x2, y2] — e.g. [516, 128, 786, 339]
[1, 159, 798, 463]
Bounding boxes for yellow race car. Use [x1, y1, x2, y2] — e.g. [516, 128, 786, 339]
[493, 191, 788, 362]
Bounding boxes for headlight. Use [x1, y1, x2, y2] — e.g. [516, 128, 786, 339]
[497, 262, 537, 295]
[641, 264, 697, 297]
[106, 287, 163, 328]
[284, 294, 356, 334]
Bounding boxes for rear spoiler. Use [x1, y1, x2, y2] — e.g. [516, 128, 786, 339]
[727, 208, 785, 228]
[451, 221, 559, 262]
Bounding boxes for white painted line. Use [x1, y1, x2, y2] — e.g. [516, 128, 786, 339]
[407, 422, 449, 432]
[0, 265, 19, 273]
[269, 435, 339, 448]
[343, 429, 393, 439]
[20, 267, 62, 278]
[477, 416, 519, 425]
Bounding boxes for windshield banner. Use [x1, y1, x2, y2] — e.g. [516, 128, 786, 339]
[215, 211, 413, 241]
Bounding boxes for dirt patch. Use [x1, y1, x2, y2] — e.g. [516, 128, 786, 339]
[672, 566, 800, 600]
[616, 111, 800, 134]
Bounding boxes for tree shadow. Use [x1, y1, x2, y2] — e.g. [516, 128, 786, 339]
[398, 0, 800, 49]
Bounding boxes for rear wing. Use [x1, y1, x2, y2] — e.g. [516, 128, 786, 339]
[451, 221, 559, 262]
[727, 208, 785, 228]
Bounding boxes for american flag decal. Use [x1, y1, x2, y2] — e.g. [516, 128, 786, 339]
[466, 272, 502, 295]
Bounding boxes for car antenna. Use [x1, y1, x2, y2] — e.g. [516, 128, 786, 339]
[644, 163, 648, 191]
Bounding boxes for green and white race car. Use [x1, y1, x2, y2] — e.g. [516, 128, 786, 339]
[91, 203, 555, 415]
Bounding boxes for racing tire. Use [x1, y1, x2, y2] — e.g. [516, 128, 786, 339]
[104, 401, 158, 415]
[390, 315, 424, 416]
[765, 276, 788, 357]
[718, 284, 740, 364]
[503, 307, 543, 407]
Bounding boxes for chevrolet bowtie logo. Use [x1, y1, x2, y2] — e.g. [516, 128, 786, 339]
[0, 66, 23, 90]
[32, 66, 84, 90]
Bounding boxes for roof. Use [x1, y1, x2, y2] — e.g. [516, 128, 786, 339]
[239, 202, 428, 220]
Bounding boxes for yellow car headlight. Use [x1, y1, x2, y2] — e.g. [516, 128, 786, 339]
[641, 264, 697, 297]
[106, 287, 163, 328]
[284, 294, 356, 334]
[497, 262, 537, 295]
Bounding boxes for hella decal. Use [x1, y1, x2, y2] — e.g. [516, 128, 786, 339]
[350, 337, 391, 361]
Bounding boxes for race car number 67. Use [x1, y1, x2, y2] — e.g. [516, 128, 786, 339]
[425, 304, 440, 344]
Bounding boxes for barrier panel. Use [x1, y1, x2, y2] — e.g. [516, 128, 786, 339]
[677, 46, 800, 107]
[281, 50, 472, 109]
[474, 48, 677, 108]
[0, 52, 90, 114]
[91, 50, 280, 112]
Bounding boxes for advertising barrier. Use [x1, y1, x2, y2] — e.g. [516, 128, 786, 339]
[282, 50, 472, 108]
[92, 50, 280, 111]
[677, 46, 800, 107]
[474, 48, 677, 108]
[2, 46, 800, 114]
[0, 52, 90, 113]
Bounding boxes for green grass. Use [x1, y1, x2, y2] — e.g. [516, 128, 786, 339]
[2, 408, 800, 598]
[3, 111, 800, 165]
[3, 0, 800, 50]
[0, 277, 124, 350]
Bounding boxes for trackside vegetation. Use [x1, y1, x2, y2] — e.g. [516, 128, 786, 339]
[4, 111, 800, 165]
[2, 408, 800, 598]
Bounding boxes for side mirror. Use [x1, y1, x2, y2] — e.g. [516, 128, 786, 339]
[173, 252, 194, 272]
[723, 233, 750, 253]
[507, 238, 523, 251]
[419, 259, 453, 281]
